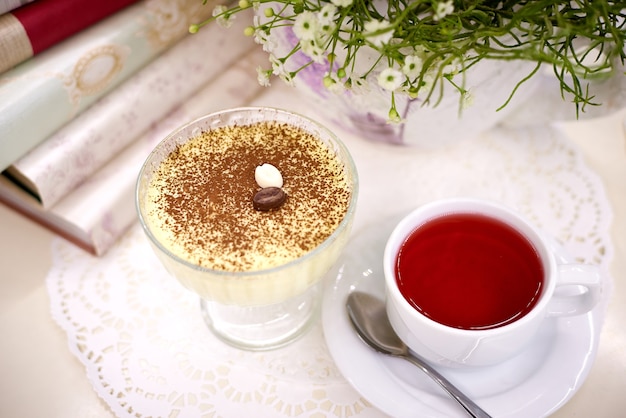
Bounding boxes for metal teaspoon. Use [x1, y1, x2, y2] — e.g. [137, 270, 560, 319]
[346, 291, 492, 418]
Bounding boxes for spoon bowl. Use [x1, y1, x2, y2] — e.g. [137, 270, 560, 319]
[346, 291, 492, 418]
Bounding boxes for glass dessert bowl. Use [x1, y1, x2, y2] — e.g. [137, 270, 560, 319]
[136, 107, 358, 350]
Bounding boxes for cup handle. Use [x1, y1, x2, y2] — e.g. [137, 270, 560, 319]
[546, 264, 603, 317]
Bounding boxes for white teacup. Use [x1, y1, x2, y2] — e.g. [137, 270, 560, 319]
[384, 198, 602, 367]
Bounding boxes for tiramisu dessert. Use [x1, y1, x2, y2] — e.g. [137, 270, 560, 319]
[137, 108, 357, 308]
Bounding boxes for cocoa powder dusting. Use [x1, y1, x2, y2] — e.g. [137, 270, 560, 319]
[146, 121, 352, 272]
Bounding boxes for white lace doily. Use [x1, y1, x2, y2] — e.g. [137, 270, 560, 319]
[46, 121, 614, 417]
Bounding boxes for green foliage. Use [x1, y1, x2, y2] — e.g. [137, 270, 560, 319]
[194, 0, 626, 119]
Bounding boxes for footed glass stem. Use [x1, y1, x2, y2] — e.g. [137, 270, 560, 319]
[199, 283, 320, 350]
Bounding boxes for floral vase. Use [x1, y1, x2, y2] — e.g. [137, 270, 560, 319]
[266, 21, 541, 147]
[296, 59, 539, 147]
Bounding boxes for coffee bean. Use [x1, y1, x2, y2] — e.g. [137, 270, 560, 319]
[253, 187, 287, 211]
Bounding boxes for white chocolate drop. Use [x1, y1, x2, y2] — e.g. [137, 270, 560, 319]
[255, 163, 283, 188]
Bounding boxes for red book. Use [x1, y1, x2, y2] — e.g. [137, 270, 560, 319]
[0, 0, 140, 73]
[0, 0, 37, 15]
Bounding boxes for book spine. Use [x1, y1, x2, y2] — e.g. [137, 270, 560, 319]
[0, 0, 213, 172]
[8, 11, 255, 209]
[0, 0, 140, 74]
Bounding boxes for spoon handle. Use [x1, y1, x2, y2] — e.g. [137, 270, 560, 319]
[401, 354, 492, 418]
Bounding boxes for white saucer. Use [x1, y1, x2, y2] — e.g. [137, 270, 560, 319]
[322, 214, 601, 418]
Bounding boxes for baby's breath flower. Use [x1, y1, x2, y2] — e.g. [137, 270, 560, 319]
[251, 18, 276, 52]
[269, 54, 284, 74]
[212, 5, 227, 16]
[318, 21, 337, 37]
[212, 5, 235, 28]
[317, 7, 337, 38]
[442, 58, 461, 75]
[256, 66, 272, 87]
[279, 71, 295, 86]
[318, 4, 338, 24]
[378, 67, 404, 91]
[269, 54, 295, 85]
[261, 35, 277, 53]
[350, 77, 371, 95]
[402, 55, 424, 79]
[434, 0, 454, 21]
[363, 19, 394, 48]
[253, 28, 267, 45]
[330, 0, 353, 8]
[420, 72, 436, 92]
[293, 11, 318, 41]
[300, 38, 326, 64]
[191, 0, 625, 120]
[324, 72, 346, 94]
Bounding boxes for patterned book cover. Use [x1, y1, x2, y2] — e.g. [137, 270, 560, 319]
[5, 13, 255, 209]
[0, 0, 213, 172]
[0, 0, 140, 74]
[0, 46, 267, 256]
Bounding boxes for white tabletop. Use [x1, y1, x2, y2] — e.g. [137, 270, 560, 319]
[1, 104, 625, 417]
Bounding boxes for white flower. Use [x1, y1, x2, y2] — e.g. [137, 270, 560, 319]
[350, 77, 371, 95]
[270, 55, 294, 86]
[256, 66, 271, 87]
[402, 55, 424, 79]
[317, 5, 337, 37]
[253, 27, 268, 45]
[318, 4, 338, 24]
[442, 60, 461, 75]
[331, 0, 353, 7]
[378, 67, 404, 91]
[262, 36, 278, 53]
[318, 20, 337, 38]
[256, 30, 277, 53]
[420, 72, 436, 91]
[252, 17, 277, 53]
[434, 0, 454, 21]
[293, 11, 318, 41]
[323, 72, 346, 94]
[300, 39, 326, 64]
[363, 19, 394, 47]
[252, 17, 268, 44]
[212, 5, 235, 28]
[279, 71, 295, 86]
[270, 54, 285, 74]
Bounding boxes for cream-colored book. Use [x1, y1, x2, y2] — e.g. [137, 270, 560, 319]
[0, 0, 213, 172]
[5, 12, 254, 209]
[0, 49, 267, 255]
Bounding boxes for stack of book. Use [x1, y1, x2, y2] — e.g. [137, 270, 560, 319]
[0, 0, 266, 255]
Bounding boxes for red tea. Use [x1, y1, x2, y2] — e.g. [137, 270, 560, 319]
[395, 213, 544, 330]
